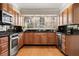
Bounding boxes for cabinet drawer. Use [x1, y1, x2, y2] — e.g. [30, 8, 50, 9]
[0, 42, 8, 53]
[0, 38, 8, 44]
[0, 51, 8, 56]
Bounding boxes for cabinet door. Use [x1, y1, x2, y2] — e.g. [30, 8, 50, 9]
[47, 33, 56, 44]
[24, 33, 34, 44]
[66, 35, 79, 56]
[40, 33, 47, 44]
[13, 10, 17, 25]
[0, 37, 8, 56]
[24, 33, 29, 44]
[73, 3, 79, 24]
[16, 13, 19, 26]
[59, 13, 63, 25]
[7, 4, 13, 14]
[65, 36, 71, 55]
[28, 33, 34, 44]
[34, 33, 40, 44]
[67, 5, 73, 24]
[63, 9, 68, 25]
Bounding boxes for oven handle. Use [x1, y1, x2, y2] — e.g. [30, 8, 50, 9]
[11, 37, 19, 40]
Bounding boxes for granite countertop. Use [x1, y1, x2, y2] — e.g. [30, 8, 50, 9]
[24, 30, 55, 33]
[0, 32, 9, 38]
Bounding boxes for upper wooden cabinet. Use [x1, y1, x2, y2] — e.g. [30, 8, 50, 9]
[0, 3, 24, 26]
[67, 5, 73, 24]
[63, 9, 68, 25]
[0, 3, 13, 14]
[59, 13, 63, 26]
[0, 3, 8, 12]
[7, 4, 13, 14]
[13, 10, 17, 25]
[72, 3, 79, 24]
[59, 3, 79, 25]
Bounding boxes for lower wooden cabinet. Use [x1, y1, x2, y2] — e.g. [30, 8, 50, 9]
[33, 33, 41, 44]
[18, 33, 24, 49]
[65, 35, 79, 56]
[47, 33, 56, 44]
[60, 34, 79, 56]
[24, 32, 56, 45]
[0, 36, 9, 56]
[40, 33, 47, 44]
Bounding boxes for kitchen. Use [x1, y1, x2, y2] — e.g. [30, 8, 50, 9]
[0, 3, 79, 56]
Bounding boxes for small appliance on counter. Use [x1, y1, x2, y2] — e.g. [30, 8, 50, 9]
[0, 10, 12, 25]
[57, 24, 79, 35]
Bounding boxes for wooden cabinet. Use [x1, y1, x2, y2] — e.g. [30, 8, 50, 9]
[18, 33, 24, 49]
[24, 33, 29, 44]
[63, 9, 68, 25]
[0, 36, 9, 56]
[7, 4, 13, 14]
[65, 35, 79, 56]
[13, 10, 18, 25]
[34, 33, 40, 44]
[59, 3, 79, 25]
[59, 13, 63, 26]
[24, 32, 56, 45]
[67, 5, 73, 24]
[0, 3, 13, 14]
[40, 33, 47, 44]
[47, 33, 56, 45]
[73, 3, 79, 24]
[60, 34, 79, 56]
[0, 3, 24, 26]
[0, 3, 8, 12]
[24, 32, 34, 44]
[28, 33, 34, 44]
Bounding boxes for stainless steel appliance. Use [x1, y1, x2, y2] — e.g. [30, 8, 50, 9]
[0, 10, 12, 25]
[58, 24, 79, 35]
[10, 33, 19, 56]
[57, 32, 62, 49]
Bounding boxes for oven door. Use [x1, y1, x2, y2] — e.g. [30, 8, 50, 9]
[10, 37, 18, 56]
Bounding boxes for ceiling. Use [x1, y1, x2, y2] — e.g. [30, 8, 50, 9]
[11, 3, 72, 15]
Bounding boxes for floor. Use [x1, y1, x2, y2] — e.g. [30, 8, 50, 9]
[17, 46, 64, 56]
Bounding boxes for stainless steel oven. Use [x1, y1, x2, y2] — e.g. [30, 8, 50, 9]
[10, 33, 19, 56]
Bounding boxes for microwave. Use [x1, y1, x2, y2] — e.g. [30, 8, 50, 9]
[0, 10, 12, 25]
[57, 24, 79, 35]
